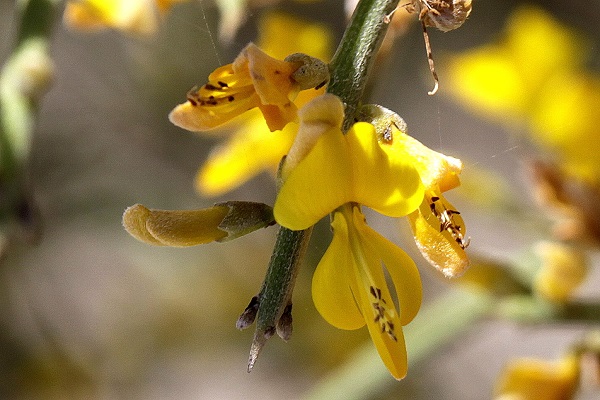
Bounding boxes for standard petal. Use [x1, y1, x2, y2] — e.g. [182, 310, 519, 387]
[274, 124, 352, 230]
[243, 43, 299, 105]
[349, 122, 424, 217]
[312, 212, 365, 330]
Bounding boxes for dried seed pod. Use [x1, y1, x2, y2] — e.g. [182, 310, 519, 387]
[402, 0, 473, 95]
[411, 0, 472, 32]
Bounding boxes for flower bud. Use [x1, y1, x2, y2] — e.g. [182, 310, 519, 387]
[122, 201, 274, 247]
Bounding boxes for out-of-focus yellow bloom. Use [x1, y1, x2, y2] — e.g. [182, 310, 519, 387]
[63, 0, 186, 35]
[273, 94, 432, 379]
[495, 354, 580, 400]
[529, 74, 600, 184]
[447, 6, 586, 123]
[122, 201, 274, 246]
[448, 6, 600, 185]
[533, 241, 588, 303]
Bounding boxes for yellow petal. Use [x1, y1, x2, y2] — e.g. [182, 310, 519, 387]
[354, 210, 422, 325]
[197, 112, 297, 196]
[274, 96, 351, 230]
[533, 241, 588, 302]
[529, 73, 600, 184]
[311, 211, 366, 330]
[122, 204, 228, 246]
[274, 95, 424, 230]
[385, 124, 463, 193]
[346, 209, 409, 379]
[257, 11, 334, 62]
[349, 122, 423, 217]
[64, 0, 159, 35]
[408, 195, 470, 278]
[494, 355, 579, 400]
[447, 45, 528, 121]
[242, 43, 299, 106]
[169, 64, 261, 131]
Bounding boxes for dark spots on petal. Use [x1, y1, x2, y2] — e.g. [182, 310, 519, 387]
[314, 80, 327, 90]
[228, 96, 235, 102]
[428, 196, 470, 249]
[370, 286, 377, 298]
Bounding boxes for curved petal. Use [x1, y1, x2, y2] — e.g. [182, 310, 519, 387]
[274, 95, 425, 230]
[383, 123, 462, 192]
[354, 209, 422, 326]
[408, 195, 469, 278]
[349, 122, 424, 217]
[312, 212, 365, 330]
[242, 43, 299, 105]
[345, 209, 408, 380]
[269, 95, 347, 230]
[169, 64, 260, 132]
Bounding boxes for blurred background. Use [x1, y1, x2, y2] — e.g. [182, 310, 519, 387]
[1, 0, 599, 398]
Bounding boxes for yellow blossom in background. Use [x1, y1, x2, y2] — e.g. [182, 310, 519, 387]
[274, 94, 430, 379]
[447, 6, 600, 185]
[190, 12, 334, 196]
[533, 241, 588, 303]
[495, 354, 580, 400]
[529, 73, 600, 184]
[447, 6, 586, 123]
[63, 0, 186, 35]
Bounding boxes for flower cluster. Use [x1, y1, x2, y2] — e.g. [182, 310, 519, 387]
[63, 0, 186, 35]
[447, 5, 600, 186]
[124, 39, 469, 379]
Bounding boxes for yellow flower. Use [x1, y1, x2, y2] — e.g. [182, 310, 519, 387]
[169, 43, 310, 133]
[529, 73, 600, 184]
[122, 201, 274, 246]
[400, 131, 469, 278]
[187, 13, 334, 196]
[447, 6, 586, 123]
[274, 95, 424, 230]
[495, 354, 580, 400]
[63, 0, 185, 35]
[274, 94, 425, 379]
[313, 204, 422, 380]
[533, 241, 588, 303]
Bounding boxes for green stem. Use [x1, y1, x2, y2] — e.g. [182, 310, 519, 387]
[244, 0, 401, 370]
[328, 0, 399, 131]
[0, 0, 59, 245]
